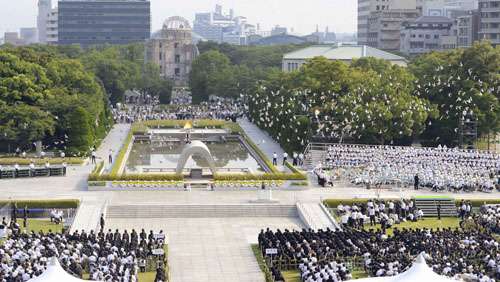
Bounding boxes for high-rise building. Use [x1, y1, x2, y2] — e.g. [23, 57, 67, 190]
[358, 0, 384, 45]
[456, 10, 480, 47]
[46, 8, 58, 45]
[479, 0, 500, 45]
[58, 0, 151, 47]
[145, 17, 198, 87]
[37, 0, 52, 43]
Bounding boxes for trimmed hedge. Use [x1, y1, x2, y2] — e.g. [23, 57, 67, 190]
[285, 161, 304, 174]
[89, 173, 184, 181]
[241, 132, 279, 173]
[88, 181, 106, 187]
[456, 199, 500, 207]
[0, 199, 80, 209]
[0, 157, 83, 165]
[251, 244, 274, 282]
[138, 119, 242, 134]
[109, 129, 133, 176]
[214, 172, 306, 181]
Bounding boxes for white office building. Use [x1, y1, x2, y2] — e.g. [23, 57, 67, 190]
[37, 0, 52, 43]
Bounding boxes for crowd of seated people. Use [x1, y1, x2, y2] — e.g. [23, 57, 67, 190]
[258, 227, 499, 282]
[336, 199, 424, 232]
[299, 258, 352, 282]
[0, 226, 167, 282]
[474, 205, 500, 234]
[317, 144, 499, 193]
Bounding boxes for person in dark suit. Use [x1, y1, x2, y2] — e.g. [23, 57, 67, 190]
[414, 174, 419, 190]
[100, 213, 105, 231]
[437, 202, 441, 220]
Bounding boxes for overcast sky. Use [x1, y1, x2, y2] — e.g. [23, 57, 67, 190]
[0, 0, 357, 37]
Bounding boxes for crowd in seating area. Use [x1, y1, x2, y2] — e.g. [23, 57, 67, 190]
[112, 98, 245, 124]
[474, 205, 500, 234]
[336, 199, 425, 232]
[259, 227, 499, 282]
[315, 144, 499, 193]
[0, 227, 167, 282]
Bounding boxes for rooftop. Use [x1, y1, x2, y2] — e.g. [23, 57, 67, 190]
[283, 44, 406, 62]
[414, 16, 454, 24]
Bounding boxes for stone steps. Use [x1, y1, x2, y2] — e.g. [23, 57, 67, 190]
[297, 202, 339, 230]
[106, 204, 298, 218]
[414, 199, 457, 217]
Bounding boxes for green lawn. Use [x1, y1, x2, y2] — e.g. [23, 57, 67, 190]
[251, 244, 273, 281]
[138, 271, 156, 282]
[24, 219, 63, 233]
[352, 268, 369, 279]
[364, 217, 460, 236]
[282, 270, 300, 282]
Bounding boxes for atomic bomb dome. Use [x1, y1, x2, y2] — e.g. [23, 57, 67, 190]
[163, 16, 191, 30]
[145, 16, 198, 87]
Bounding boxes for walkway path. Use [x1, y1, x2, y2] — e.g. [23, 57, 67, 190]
[94, 123, 131, 173]
[238, 118, 288, 172]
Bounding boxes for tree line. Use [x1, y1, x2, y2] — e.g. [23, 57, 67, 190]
[0, 44, 172, 155]
[190, 41, 500, 153]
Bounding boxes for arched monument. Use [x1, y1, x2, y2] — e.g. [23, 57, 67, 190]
[176, 140, 217, 175]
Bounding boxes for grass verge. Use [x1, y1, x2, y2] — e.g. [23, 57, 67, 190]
[251, 244, 274, 282]
[363, 217, 460, 236]
[282, 270, 301, 282]
[18, 219, 64, 234]
[324, 198, 500, 209]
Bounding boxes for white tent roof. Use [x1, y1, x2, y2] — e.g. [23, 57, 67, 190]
[28, 257, 90, 282]
[354, 253, 457, 282]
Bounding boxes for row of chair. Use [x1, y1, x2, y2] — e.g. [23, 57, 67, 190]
[0, 167, 66, 179]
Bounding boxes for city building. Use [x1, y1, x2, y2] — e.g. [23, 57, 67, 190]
[4, 32, 22, 46]
[20, 28, 38, 45]
[282, 44, 408, 72]
[193, 5, 256, 45]
[368, 8, 420, 51]
[58, 0, 151, 47]
[359, 0, 420, 50]
[46, 8, 58, 45]
[145, 17, 198, 87]
[421, 0, 478, 16]
[271, 26, 288, 36]
[400, 16, 457, 55]
[479, 0, 500, 45]
[456, 10, 480, 47]
[358, 0, 384, 45]
[37, 0, 52, 43]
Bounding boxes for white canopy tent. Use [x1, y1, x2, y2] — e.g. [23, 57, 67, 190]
[28, 257, 91, 282]
[354, 253, 458, 282]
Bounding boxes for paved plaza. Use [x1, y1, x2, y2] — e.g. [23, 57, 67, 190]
[1, 123, 500, 282]
[107, 217, 303, 282]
